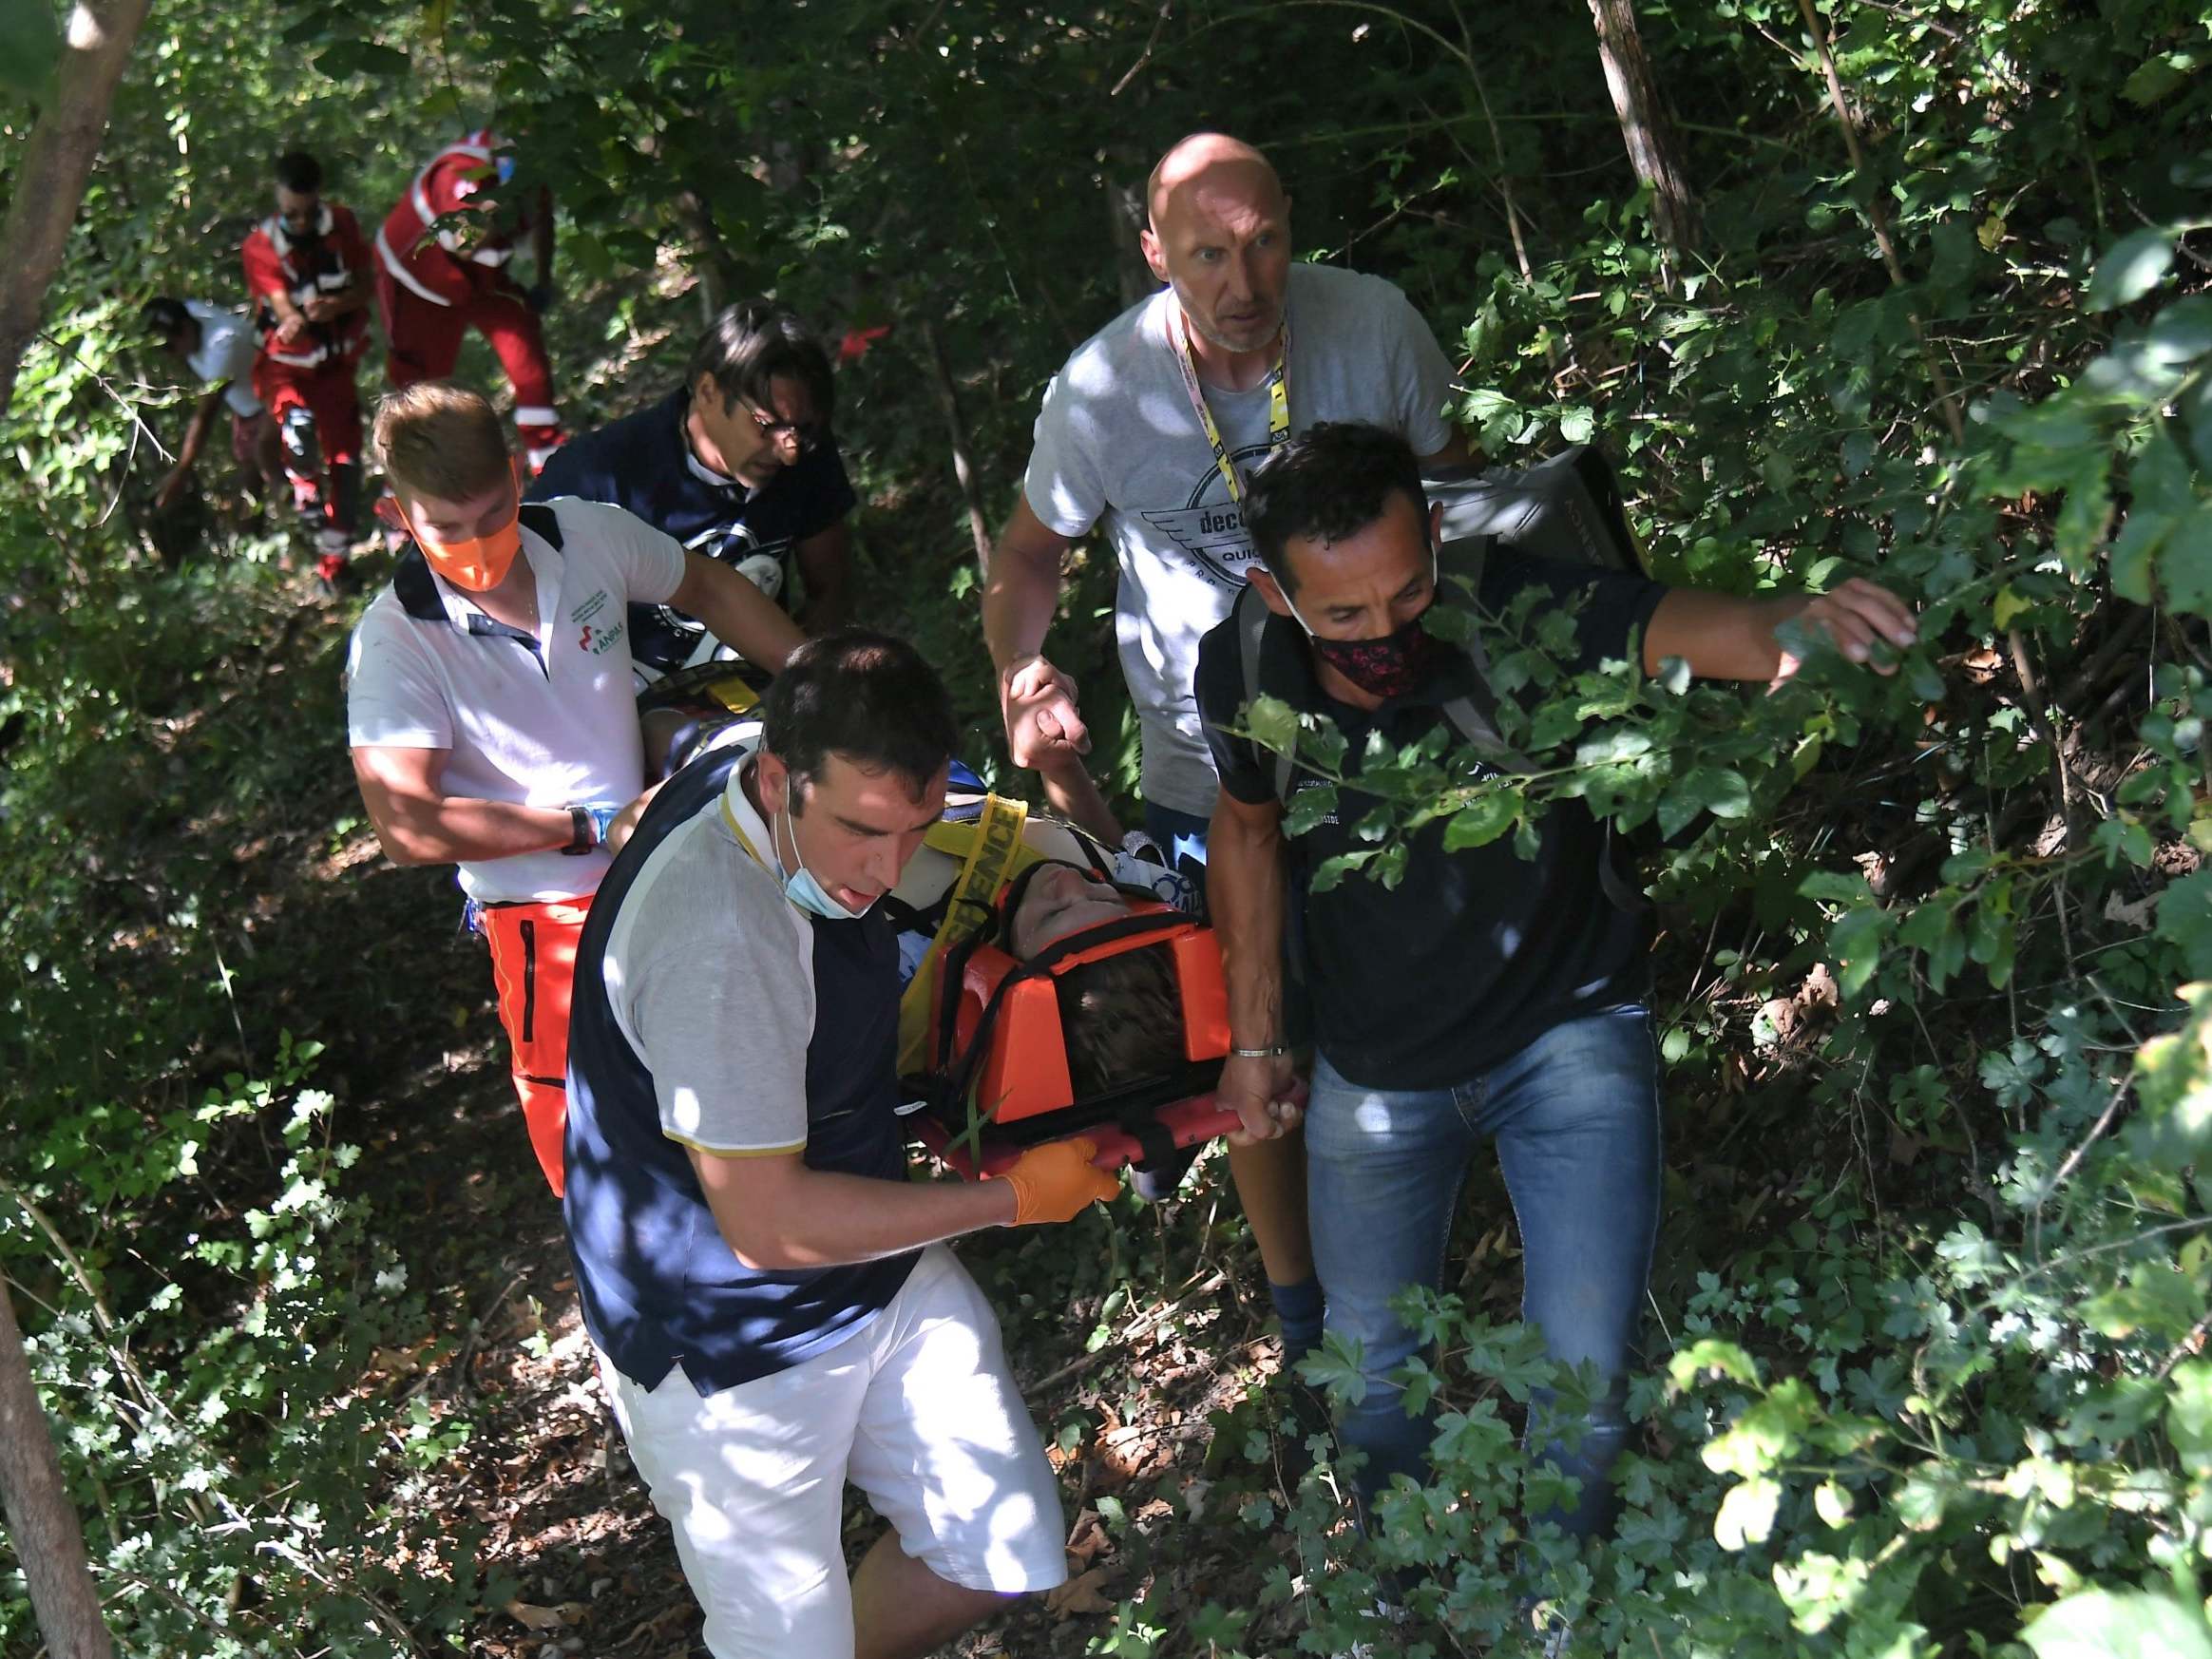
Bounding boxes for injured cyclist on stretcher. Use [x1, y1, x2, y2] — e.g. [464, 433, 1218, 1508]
[671, 717, 1232, 1192]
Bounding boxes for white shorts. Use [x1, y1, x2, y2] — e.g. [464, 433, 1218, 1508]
[595, 1244, 1067, 1657]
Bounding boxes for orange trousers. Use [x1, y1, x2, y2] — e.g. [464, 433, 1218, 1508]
[480, 897, 591, 1196]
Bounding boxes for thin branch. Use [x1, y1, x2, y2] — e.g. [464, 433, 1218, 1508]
[1111, 1, 1176, 97]
[1795, 0, 1967, 446]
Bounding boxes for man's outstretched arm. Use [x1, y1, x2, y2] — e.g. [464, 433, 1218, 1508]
[687, 1138, 1115, 1268]
[792, 521, 851, 630]
[1645, 579, 1919, 684]
[154, 387, 231, 508]
[667, 550, 807, 671]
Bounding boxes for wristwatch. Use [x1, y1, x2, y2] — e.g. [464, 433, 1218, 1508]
[561, 804, 597, 855]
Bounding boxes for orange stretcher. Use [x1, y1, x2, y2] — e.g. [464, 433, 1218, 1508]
[904, 898, 1242, 1178]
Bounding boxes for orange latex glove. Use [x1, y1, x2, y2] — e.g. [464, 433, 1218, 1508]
[1001, 1137, 1120, 1225]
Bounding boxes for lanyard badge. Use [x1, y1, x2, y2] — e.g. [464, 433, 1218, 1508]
[1169, 307, 1289, 505]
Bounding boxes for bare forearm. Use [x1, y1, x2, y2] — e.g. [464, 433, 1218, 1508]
[795, 526, 849, 629]
[687, 588, 804, 669]
[372, 795, 576, 866]
[177, 400, 220, 469]
[1036, 749, 1123, 843]
[1651, 590, 1808, 681]
[1210, 807, 1288, 1048]
[713, 1166, 1016, 1269]
[982, 543, 1060, 674]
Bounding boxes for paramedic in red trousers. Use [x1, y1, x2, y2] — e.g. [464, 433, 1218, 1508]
[343, 381, 804, 1195]
[980, 131, 1474, 1361]
[375, 129, 564, 470]
[563, 630, 1113, 1657]
[240, 149, 371, 585]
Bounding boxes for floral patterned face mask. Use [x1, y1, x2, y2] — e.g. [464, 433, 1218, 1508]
[1281, 540, 1441, 700]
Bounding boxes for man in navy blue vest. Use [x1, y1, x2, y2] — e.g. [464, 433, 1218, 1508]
[563, 630, 1117, 1658]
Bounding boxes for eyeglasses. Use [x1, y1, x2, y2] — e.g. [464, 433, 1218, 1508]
[748, 406, 827, 455]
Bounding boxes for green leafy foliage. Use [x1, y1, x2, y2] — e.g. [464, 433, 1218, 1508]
[8, 0, 2212, 1652]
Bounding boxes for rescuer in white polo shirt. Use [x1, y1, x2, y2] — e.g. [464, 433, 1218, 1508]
[344, 379, 804, 1193]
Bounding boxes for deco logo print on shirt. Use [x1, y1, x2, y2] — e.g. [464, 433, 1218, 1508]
[1137, 440, 1275, 588]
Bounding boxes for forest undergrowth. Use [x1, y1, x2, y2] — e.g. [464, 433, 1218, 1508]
[7, 2, 2212, 1655]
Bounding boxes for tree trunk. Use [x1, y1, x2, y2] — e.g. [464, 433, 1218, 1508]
[0, 7, 146, 1643]
[0, 1282, 115, 1659]
[675, 189, 738, 324]
[920, 317, 993, 566]
[1585, 0, 1700, 264]
[0, 0, 152, 414]
[1105, 179, 1154, 310]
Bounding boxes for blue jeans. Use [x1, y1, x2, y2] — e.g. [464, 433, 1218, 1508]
[1306, 1005, 1661, 1542]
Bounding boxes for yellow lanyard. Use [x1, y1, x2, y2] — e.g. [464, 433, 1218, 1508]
[1170, 306, 1289, 505]
[721, 792, 771, 870]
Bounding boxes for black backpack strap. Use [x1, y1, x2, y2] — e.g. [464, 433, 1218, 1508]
[1232, 582, 1295, 805]
[1595, 824, 1649, 911]
[1431, 533, 1535, 775]
[392, 548, 447, 621]
[519, 502, 563, 549]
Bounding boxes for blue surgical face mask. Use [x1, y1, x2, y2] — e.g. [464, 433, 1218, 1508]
[774, 808, 869, 922]
[495, 155, 517, 184]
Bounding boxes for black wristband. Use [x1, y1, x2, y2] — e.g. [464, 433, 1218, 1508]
[561, 804, 595, 854]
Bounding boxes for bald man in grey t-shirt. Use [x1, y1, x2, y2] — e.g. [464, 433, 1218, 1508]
[978, 131, 1471, 1363]
[982, 134, 1469, 838]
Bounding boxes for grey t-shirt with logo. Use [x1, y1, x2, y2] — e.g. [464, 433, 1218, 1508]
[1022, 262, 1456, 816]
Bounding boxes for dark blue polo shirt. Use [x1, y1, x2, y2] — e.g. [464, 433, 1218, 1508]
[1196, 548, 1667, 1091]
[530, 388, 858, 675]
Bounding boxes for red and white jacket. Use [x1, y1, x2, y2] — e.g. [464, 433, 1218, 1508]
[240, 201, 372, 368]
[376, 130, 540, 309]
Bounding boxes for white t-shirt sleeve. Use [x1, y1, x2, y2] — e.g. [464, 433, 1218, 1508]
[1383, 286, 1458, 458]
[344, 613, 452, 750]
[625, 879, 814, 1154]
[1021, 366, 1110, 539]
[209, 316, 257, 386]
[569, 499, 686, 605]
[187, 313, 264, 418]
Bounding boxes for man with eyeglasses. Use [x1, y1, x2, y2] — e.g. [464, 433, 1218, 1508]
[531, 300, 856, 677]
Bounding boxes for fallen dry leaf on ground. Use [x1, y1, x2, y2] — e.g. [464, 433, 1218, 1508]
[1045, 1567, 1115, 1617]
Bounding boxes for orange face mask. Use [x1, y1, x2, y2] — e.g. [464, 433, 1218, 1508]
[383, 486, 524, 592]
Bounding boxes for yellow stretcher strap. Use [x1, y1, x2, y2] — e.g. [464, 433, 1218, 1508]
[896, 792, 1031, 1076]
[705, 674, 759, 715]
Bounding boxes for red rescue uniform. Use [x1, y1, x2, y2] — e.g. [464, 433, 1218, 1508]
[376, 131, 563, 467]
[240, 202, 371, 570]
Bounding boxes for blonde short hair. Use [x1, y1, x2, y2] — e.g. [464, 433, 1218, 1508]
[372, 381, 512, 502]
